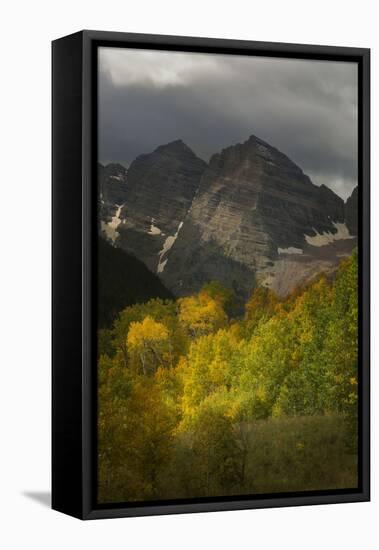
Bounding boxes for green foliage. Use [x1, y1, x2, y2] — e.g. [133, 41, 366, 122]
[201, 281, 238, 317]
[244, 286, 281, 333]
[190, 404, 243, 495]
[98, 374, 177, 502]
[97, 252, 359, 502]
[179, 328, 242, 419]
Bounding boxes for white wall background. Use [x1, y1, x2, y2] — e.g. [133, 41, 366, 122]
[0, 1, 376, 547]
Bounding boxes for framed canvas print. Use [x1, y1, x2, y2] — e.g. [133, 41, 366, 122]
[52, 30, 370, 519]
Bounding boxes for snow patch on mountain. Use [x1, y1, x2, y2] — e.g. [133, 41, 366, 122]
[157, 221, 184, 273]
[101, 204, 124, 243]
[148, 218, 162, 235]
[278, 246, 303, 255]
[305, 222, 353, 247]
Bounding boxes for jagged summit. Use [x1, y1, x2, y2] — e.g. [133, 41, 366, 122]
[99, 133, 357, 298]
[104, 162, 128, 173]
[110, 140, 207, 274]
[139, 139, 202, 160]
[209, 134, 308, 182]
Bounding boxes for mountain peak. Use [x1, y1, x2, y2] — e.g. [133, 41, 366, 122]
[99, 133, 355, 300]
[154, 139, 198, 157]
[105, 162, 127, 172]
[346, 185, 358, 203]
[247, 134, 272, 147]
[319, 183, 340, 197]
[209, 133, 305, 180]
[111, 137, 207, 274]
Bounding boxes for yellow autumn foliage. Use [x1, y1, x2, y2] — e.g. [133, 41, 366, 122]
[178, 290, 227, 336]
[127, 316, 169, 349]
[98, 250, 359, 502]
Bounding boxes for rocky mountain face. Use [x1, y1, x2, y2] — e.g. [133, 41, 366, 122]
[99, 135, 357, 300]
[98, 163, 128, 241]
[115, 140, 207, 273]
[99, 162, 128, 211]
[345, 186, 358, 236]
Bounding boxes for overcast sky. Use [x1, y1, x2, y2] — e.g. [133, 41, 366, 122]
[98, 47, 358, 200]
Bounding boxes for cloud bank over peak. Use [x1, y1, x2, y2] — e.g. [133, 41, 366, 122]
[99, 47, 358, 200]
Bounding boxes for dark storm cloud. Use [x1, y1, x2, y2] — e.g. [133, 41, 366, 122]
[99, 48, 358, 200]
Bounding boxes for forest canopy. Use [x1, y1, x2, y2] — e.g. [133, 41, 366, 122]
[97, 250, 358, 503]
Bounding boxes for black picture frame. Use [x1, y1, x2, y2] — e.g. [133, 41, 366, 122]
[52, 30, 370, 520]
